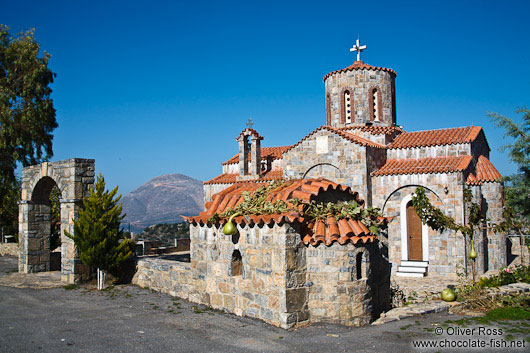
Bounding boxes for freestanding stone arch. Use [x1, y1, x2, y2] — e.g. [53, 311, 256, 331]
[18, 159, 95, 284]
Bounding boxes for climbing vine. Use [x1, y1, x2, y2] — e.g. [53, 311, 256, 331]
[411, 187, 486, 238]
[208, 180, 387, 235]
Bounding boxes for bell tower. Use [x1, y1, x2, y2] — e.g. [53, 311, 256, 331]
[324, 39, 397, 128]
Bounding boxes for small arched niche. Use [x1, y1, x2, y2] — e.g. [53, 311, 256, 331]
[230, 250, 243, 276]
[354, 251, 367, 280]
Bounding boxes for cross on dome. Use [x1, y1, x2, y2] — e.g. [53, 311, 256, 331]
[350, 38, 367, 62]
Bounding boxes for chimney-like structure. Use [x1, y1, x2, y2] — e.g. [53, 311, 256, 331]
[236, 128, 263, 181]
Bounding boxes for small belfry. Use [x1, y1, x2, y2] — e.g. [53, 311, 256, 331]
[324, 38, 397, 127]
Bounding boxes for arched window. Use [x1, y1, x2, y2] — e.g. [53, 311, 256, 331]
[369, 87, 382, 122]
[356, 252, 363, 280]
[340, 89, 353, 124]
[326, 93, 331, 125]
[344, 90, 352, 123]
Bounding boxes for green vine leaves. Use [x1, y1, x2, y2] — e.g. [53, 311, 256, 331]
[207, 180, 387, 235]
[411, 187, 486, 239]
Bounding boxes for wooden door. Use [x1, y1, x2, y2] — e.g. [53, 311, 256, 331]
[407, 202, 423, 261]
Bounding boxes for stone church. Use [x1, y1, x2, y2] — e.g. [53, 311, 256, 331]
[202, 39, 505, 286]
[144, 39, 505, 328]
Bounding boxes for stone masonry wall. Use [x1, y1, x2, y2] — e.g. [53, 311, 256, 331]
[0, 243, 18, 256]
[387, 143, 471, 160]
[325, 69, 395, 127]
[282, 129, 370, 201]
[480, 181, 506, 271]
[133, 221, 388, 329]
[372, 172, 466, 277]
[306, 241, 389, 326]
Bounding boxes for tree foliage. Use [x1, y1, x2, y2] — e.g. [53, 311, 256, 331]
[0, 177, 19, 236]
[0, 25, 57, 234]
[65, 174, 135, 274]
[50, 185, 61, 251]
[488, 108, 530, 234]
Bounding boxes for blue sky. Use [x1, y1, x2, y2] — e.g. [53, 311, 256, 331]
[4, 0, 529, 194]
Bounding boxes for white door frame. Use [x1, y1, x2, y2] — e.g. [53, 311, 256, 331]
[400, 194, 429, 262]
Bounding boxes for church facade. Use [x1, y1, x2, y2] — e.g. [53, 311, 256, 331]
[203, 42, 506, 286]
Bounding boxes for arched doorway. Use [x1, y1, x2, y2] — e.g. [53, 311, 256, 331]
[29, 176, 62, 271]
[19, 159, 95, 284]
[398, 193, 429, 263]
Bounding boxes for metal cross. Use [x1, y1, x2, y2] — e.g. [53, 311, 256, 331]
[349, 38, 367, 62]
[246, 118, 254, 129]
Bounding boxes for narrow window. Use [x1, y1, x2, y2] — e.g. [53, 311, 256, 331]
[344, 90, 352, 123]
[231, 250, 242, 276]
[326, 93, 331, 125]
[356, 252, 363, 280]
[372, 88, 380, 122]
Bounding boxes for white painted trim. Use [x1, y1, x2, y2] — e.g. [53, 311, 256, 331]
[400, 194, 429, 262]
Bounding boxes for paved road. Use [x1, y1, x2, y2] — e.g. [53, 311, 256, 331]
[0, 256, 526, 353]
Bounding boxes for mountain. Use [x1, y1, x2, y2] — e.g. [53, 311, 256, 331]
[121, 174, 204, 233]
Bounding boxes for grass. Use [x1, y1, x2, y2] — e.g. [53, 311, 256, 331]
[481, 307, 530, 322]
[63, 284, 78, 290]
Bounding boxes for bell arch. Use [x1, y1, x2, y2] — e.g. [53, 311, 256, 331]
[19, 159, 95, 284]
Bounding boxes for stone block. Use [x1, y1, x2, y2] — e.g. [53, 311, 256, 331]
[286, 288, 307, 311]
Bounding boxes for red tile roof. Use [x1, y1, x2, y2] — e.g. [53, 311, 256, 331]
[323, 61, 397, 82]
[339, 125, 404, 136]
[222, 146, 292, 165]
[466, 156, 502, 185]
[283, 126, 385, 155]
[372, 155, 473, 176]
[204, 169, 284, 185]
[185, 178, 388, 246]
[388, 126, 483, 149]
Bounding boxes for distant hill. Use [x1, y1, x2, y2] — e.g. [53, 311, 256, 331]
[121, 174, 203, 233]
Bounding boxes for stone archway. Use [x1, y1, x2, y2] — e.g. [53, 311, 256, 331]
[18, 159, 95, 284]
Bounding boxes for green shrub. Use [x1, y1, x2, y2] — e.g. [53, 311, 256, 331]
[478, 265, 530, 288]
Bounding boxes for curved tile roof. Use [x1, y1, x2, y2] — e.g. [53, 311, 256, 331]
[323, 61, 397, 82]
[185, 178, 388, 246]
[372, 155, 473, 176]
[466, 156, 502, 185]
[339, 125, 404, 136]
[388, 126, 483, 149]
[222, 146, 292, 165]
[204, 169, 284, 185]
[283, 126, 385, 155]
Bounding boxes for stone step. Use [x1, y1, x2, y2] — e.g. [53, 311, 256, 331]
[395, 272, 425, 278]
[398, 266, 427, 273]
[400, 260, 428, 267]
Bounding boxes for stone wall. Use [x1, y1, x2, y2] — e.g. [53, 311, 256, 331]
[0, 243, 18, 256]
[306, 241, 389, 326]
[282, 129, 371, 201]
[190, 222, 301, 328]
[372, 172, 466, 276]
[133, 221, 388, 329]
[480, 181, 506, 271]
[325, 69, 395, 127]
[387, 143, 471, 160]
[132, 258, 197, 300]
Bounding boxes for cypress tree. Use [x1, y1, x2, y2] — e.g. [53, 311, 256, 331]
[66, 173, 134, 289]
